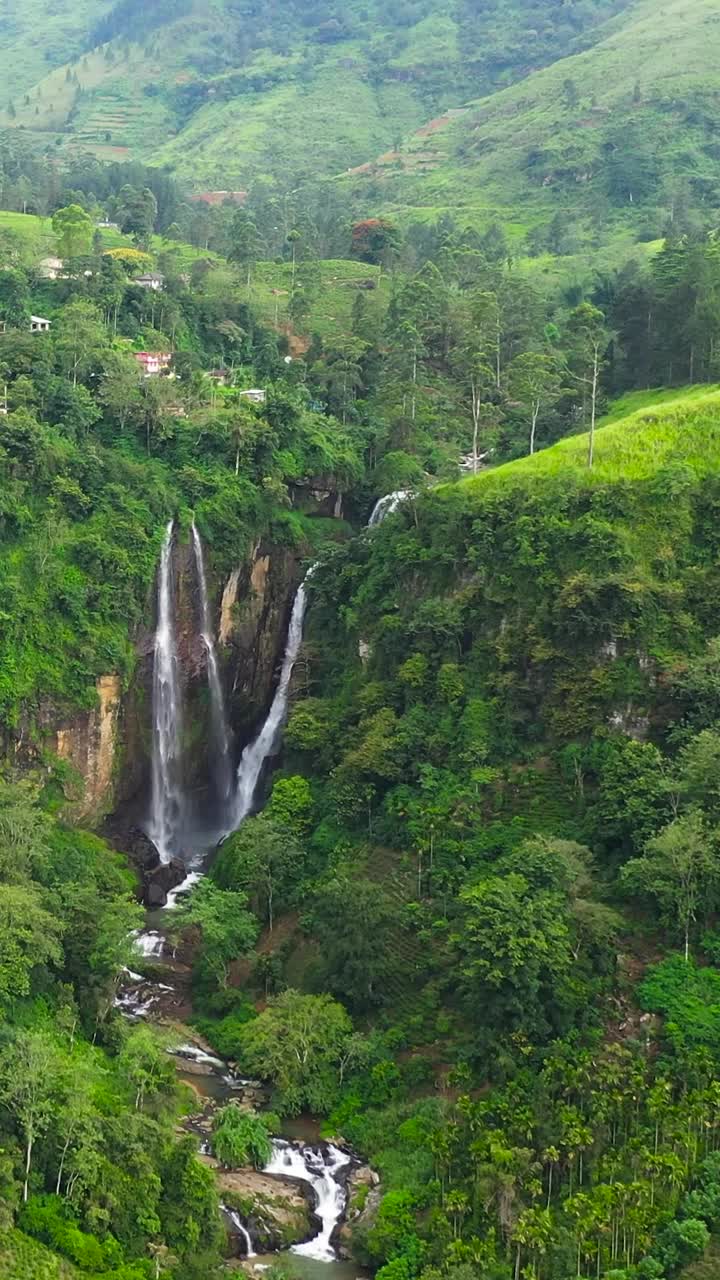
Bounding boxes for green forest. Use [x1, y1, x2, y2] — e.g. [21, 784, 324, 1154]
[2, 1, 720, 1279]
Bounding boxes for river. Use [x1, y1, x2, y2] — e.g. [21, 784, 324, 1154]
[119, 499, 411, 1270]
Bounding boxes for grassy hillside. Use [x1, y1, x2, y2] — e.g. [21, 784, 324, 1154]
[0, 0, 108, 101]
[0, 0, 635, 187]
[0, 1230, 77, 1279]
[345, 0, 720, 249]
[464, 386, 720, 490]
[248, 258, 389, 344]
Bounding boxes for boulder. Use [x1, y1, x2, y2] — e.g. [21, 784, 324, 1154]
[145, 858, 188, 908]
[104, 821, 160, 876]
[337, 1165, 381, 1258]
[212, 1164, 315, 1251]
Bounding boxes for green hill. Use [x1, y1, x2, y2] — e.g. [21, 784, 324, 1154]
[463, 385, 720, 490]
[0, 0, 109, 102]
[0, 1229, 77, 1279]
[345, 0, 720, 254]
[0, 0, 636, 186]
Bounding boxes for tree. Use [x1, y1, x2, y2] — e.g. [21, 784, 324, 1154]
[265, 775, 314, 838]
[52, 204, 93, 259]
[621, 812, 720, 960]
[351, 218, 401, 269]
[0, 883, 63, 1010]
[53, 300, 107, 388]
[563, 78, 580, 110]
[99, 351, 143, 433]
[0, 779, 53, 882]
[239, 990, 353, 1114]
[310, 876, 400, 1012]
[286, 229, 301, 290]
[0, 1031, 62, 1201]
[117, 185, 158, 247]
[508, 351, 564, 456]
[52, 1057, 101, 1198]
[118, 1026, 176, 1112]
[212, 815, 304, 932]
[452, 873, 574, 1044]
[212, 1104, 273, 1169]
[172, 880, 257, 987]
[0, 266, 31, 330]
[566, 304, 610, 468]
[229, 209, 261, 286]
[147, 1242, 179, 1280]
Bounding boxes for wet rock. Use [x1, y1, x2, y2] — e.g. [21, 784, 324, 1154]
[105, 820, 188, 906]
[104, 819, 160, 873]
[145, 859, 187, 908]
[210, 1163, 314, 1251]
[338, 1165, 381, 1258]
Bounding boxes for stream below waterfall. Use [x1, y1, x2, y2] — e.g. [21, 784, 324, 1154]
[119, 498, 409, 1273]
[120, 909, 366, 1274]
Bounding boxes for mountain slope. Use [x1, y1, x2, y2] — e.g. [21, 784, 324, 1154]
[0, 0, 108, 102]
[344, 0, 720, 250]
[1, 0, 636, 185]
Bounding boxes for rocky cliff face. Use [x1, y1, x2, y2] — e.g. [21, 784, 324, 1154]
[219, 540, 304, 740]
[12, 534, 306, 831]
[112, 535, 304, 822]
[54, 674, 123, 824]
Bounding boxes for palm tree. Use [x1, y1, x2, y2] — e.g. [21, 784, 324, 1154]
[148, 1241, 178, 1279]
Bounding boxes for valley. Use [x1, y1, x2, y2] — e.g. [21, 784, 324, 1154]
[3, 2, 720, 1279]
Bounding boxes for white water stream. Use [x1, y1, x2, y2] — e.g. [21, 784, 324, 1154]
[367, 489, 410, 526]
[223, 1207, 256, 1258]
[148, 521, 185, 863]
[191, 523, 234, 810]
[231, 575, 311, 825]
[265, 1140, 351, 1262]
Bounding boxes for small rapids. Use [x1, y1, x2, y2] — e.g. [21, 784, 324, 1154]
[132, 930, 164, 958]
[265, 1140, 352, 1262]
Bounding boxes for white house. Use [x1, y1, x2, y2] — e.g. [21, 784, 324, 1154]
[135, 273, 165, 292]
[30, 316, 51, 333]
[238, 388, 267, 404]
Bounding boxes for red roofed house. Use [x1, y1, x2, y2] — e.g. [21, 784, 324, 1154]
[134, 352, 172, 377]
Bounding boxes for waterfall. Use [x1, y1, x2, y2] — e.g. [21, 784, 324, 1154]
[191, 523, 233, 808]
[148, 521, 185, 863]
[232, 577, 310, 825]
[229, 491, 407, 829]
[132, 930, 164, 958]
[264, 1140, 351, 1262]
[223, 1208, 256, 1258]
[367, 489, 411, 527]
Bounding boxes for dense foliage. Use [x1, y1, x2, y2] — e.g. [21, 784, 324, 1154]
[4, 6, 720, 1277]
[0, 779, 224, 1279]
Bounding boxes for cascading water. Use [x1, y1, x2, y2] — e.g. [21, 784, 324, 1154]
[222, 1208, 256, 1258]
[232, 575, 311, 825]
[229, 491, 409, 827]
[148, 520, 185, 863]
[191, 523, 234, 809]
[367, 489, 411, 527]
[264, 1140, 351, 1262]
